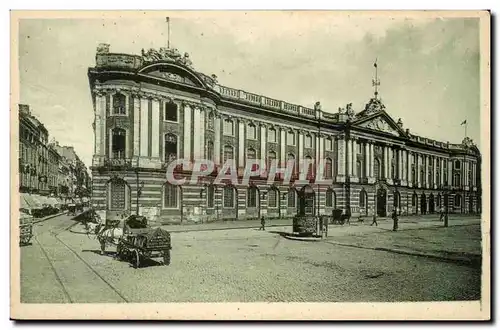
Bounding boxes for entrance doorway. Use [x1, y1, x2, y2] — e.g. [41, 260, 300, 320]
[429, 193, 435, 213]
[377, 188, 387, 217]
[420, 193, 427, 215]
[393, 191, 401, 215]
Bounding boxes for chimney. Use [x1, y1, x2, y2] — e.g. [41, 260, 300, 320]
[19, 104, 30, 115]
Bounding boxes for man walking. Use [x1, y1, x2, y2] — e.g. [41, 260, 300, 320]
[370, 214, 378, 226]
[260, 216, 266, 231]
[392, 208, 399, 231]
[439, 205, 445, 221]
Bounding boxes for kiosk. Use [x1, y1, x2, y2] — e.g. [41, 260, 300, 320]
[292, 186, 320, 237]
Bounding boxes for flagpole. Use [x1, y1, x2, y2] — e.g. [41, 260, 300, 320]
[167, 17, 170, 49]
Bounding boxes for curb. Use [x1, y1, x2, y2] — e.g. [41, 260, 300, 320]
[33, 211, 69, 224]
[163, 223, 292, 233]
[283, 235, 323, 242]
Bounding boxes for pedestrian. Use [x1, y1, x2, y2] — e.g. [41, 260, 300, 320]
[392, 208, 399, 231]
[370, 215, 378, 226]
[439, 206, 445, 221]
[260, 216, 266, 231]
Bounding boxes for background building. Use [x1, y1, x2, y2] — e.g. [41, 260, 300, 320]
[88, 44, 482, 223]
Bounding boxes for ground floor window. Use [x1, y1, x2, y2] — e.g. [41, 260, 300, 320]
[268, 188, 278, 208]
[247, 187, 258, 208]
[359, 190, 366, 208]
[326, 189, 335, 207]
[109, 180, 127, 210]
[207, 185, 215, 208]
[454, 194, 462, 207]
[412, 193, 417, 206]
[223, 186, 235, 208]
[287, 189, 296, 208]
[163, 183, 179, 209]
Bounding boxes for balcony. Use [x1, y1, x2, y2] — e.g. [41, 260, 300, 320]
[103, 158, 133, 168]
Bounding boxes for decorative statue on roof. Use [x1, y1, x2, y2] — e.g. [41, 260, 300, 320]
[199, 73, 218, 88]
[141, 48, 162, 62]
[364, 97, 386, 114]
[462, 136, 474, 148]
[338, 106, 345, 114]
[346, 103, 355, 119]
[314, 101, 322, 111]
[96, 43, 110, 54]
[180, 52, 193, 68]
[211, 74, 218, 84]
[397, 118, 403, 128]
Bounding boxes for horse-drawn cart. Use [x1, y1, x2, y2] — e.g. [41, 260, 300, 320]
[116, 215, 172, 269]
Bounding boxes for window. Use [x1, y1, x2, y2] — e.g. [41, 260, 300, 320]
[223, 145, 234, 162]
[223, 119, 234, 136]
[207, 113, 214, 130]
[207, 141, 214, 161]
[360, 190, 367, 208]
[112, 93, 126, 115]
[391, 164, 395, 179]
[305, 135, 312, 148]
[287, 188, 296, 207]
[288, 153, 296, 177]
[163, 101, 178, 122]
[247, 123, 257, 140]
[164, 134, 177, 163]
[268, 188, 278, 208]
[247, 148, 256, 159]
[287, 131, 295, 146]
[326, 189, 335, 207]
[110, 180, 126, 210]
[357, 160, 362, 178]
[207, 185, 215, 208]
[374, 158, 381, 179]
[163, 183, 179, 208]
[420, 169, 425, 185]
[454, 160, 461, 170]
[247, 187, 258, 208]
[428, 170, 433, 186]
[268, 128, 276, 143]
[223, 186, 235, 208]
[454, 194, 461, 207]
[111, 128, 126, 159]
[267, 151, 276, 171]
[325, 138, 333, 151]
[325, 158, 333, 179]
[412, 193, 417, 206]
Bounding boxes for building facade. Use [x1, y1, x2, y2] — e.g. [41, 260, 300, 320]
[88, 44, 482, 223]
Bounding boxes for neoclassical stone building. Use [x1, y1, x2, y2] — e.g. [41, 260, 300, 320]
[88, 44, 482, 223]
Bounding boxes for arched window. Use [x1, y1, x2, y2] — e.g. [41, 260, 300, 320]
[412, 193, 417, 206]
[374, 158, 381, 179]
[360, 190, 367, 208]
[305, 156, 313, 178]
[163, 183, 179, 209]
[268, 188, 278, 208]
[207, 112, 215, 130]
[223, 145, 234, 162]
[288, 153, 296, 177]
[305, 135, 312, 148]
[223, 186, 235, 208]
[247, 123, 257, 140]
[325, 158, 333, 179]
[454, 160, 461, 170]
[287, 131, 295, 146]
[206, 185, 215, 208]
[428, 170, 433, 186]
[356, 160, 362, 178]
[112, 93, 126, 115]
[268, 128, 277, 143]
[420, 169, 425, 185]
[223, 119, 234, 136]
[207, 141, 214, 161]
[247, 186, 258, 208]
[454, 194, 462, 207]
[109, 179, 127, 210]
[164, 134, 177, 163]
[111, 128, 126, 159]
[287, 188, 296, 208]
[164, 101, 178, 122]
[267, 151, 276, 171]
[325, 138, 333, 151]
[453, 173, 461, 187]
[326, 189, 335, 208]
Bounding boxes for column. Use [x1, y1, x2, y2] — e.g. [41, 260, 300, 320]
[151, 98, 160, 159]
[337, 136, 346, 179]
[440, 158, 445, 186]
[298, 131, 304, 164]
[132, 95, 140, 157]
[351, 139, 357, 179]
[369, 143, 374, 178]
[192, 106, 201, 160]
[472, 162, 476, 188]
[183, 103, 192, 161]
[238, 120, 245, 168]
[200, 108, 205, 159]
[260, 124, 266, 166]
[364, 142, 370, 179]
[94, 93, 106, 164]
[214, 116, 221, 165]
[347, 139, 352, 176]
[280, 127, 286, 167]
[140, 97, 149, 157]
[382, 146, 387, 179]
[398, 149, 403, 180]
[319, 135, 325, 166]
[447, 160, 453, 186]
[417, 154, 421, 188]
[432, 156, 437, 188]
[407, 151, 412, 186]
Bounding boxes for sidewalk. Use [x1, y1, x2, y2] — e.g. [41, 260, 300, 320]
[158, 218, 292, 233]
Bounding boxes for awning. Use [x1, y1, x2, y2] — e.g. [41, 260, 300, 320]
[47, 197, 60, 206]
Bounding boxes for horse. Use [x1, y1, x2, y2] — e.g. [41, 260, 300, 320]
[83, 213, 124, 256]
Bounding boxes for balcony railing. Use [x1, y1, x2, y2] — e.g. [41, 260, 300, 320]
[103, 158, 133, 168]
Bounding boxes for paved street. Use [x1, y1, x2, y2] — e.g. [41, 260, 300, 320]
[21, 213, 482, 303]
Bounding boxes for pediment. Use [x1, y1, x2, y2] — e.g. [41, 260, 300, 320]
[148, 69, 198, 86]
[355, 114, 403, 137]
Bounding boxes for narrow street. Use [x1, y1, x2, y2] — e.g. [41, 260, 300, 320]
[20, 213, 482, 303]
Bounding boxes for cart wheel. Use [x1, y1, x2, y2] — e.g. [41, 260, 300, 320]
[163, 249, 171, 266]
[134, 249, 141, 269]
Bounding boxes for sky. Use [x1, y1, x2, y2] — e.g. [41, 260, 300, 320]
[17, 12, 482, 169]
